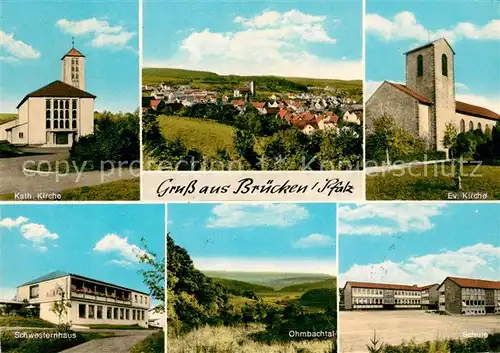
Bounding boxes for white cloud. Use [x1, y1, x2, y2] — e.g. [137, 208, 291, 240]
[38, 246, 48, 252]
[19, 223, 59, 243]
[194, 257, 337, 276]
[338, 203, 446, 236]
[456, 93, 500, 113]
[0, 31, 40, 62]
[340, 243, 500, 287]
[56, 18, 136, 50]
[146, 10, 362, 80]
[206, 204, 309, 228]
[366, 11, 500, 43]
[293, 233, 334, 248]
[455, 82, 469, 90]
[0, 216, 28, 229]
[108, 259, 134, 267]
[93, 233, 146, 262]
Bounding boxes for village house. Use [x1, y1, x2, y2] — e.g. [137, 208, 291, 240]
[366, 38, 500, 151]
[15, 271, 151, 327]
[0, 46, 95, 147]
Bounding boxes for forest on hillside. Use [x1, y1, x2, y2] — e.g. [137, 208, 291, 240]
[167, 235, 337, 353]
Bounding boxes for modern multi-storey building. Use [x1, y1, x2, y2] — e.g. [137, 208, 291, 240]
[438, 277, 500, 316]
[16, 271, 150, 327]
[343, 281, 435, 310]
[420, 283, 440, 310]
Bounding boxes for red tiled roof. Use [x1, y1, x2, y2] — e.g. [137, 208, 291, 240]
[61, 47, 85, 59]
[447, 277, 500, 290]
[456, 101, 500, 121]
[386, 81, 432, 105]
[236, 87, 251, 92]
[230, 100, 246, 107]
[419, 283, 439, 290]
[346, 281, 422, 291]
[150, 100, 161, 109]
[251, 102, 265, 109]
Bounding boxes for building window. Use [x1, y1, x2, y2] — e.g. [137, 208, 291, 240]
[441, 54, 448, 76]
[120, 308, 124, 320]
[46, 109, 51, 129]
[107, 307, 112, 319]
[19, 132, 24, 139]
[89, 305, 95, 319]
[29, 285, 39, 299]
[460, 119, 465, 133]
[97, 306, 103, 319]
[417, 54, 423, 77]
[145, 297, 147, 305]
[141, 311, 145, 320]
[79, 304, 86, 318]
[133, 310, 136, 320]
[140, 296, 143, 304]
[477, 122, 482, 131]
[135, 295, 138, 302]
[126, 309, 130, 320]
[114, 307, 118, 319]
[469, 121, 474, 131]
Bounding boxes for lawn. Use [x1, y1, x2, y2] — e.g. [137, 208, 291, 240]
[158, 115, 236, 157]
[0, 178, 140, 201]
[0, 113, 17, 124]
[367, 164, 500, 200]
[0, 316, 56, 328]
[0, 330, 115, 353]
[130, 330, 165, 353]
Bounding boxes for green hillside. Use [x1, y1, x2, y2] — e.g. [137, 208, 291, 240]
[203, 271, 333, 290]
[158, 115, 236, 157]
[211, 277, 275, 293]
[299, 288, 336, 310]
[0, 113, 17, 124]
[279, 278, 337, 292]
[142, 67, 362, 91]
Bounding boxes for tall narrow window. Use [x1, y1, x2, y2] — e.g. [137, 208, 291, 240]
[469, 121, 474, 131]
[441, 54, 448, 76]
[417, 54, 423, 77]
[477, 122, 482, 131]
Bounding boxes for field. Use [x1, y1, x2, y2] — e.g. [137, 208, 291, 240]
[339, 310, 500, 353]
[142, 67, 362, 91]
[0, 113, 17, 124]
[168, 325, 335, 353]
[158, 115, 236, 157]
[367, 164, 500, 200]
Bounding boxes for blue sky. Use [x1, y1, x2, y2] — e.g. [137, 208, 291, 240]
[168, 203, 337, 275]
[143, 0, 363, 79]
[1, 1, 139, 113]
[365, 1, 500, 112]
[0, 204, 165, 306]
[339, 203, 500, 286]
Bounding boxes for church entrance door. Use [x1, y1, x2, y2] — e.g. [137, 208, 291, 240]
[55, 132, 69, 145]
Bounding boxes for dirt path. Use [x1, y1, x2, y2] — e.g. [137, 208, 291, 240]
[59, 330, 155, 353]
[0, 149, 138, 196]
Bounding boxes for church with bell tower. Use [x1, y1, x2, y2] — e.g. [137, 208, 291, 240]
[366, 38, 499, 152]
[0, 44, 96, 147]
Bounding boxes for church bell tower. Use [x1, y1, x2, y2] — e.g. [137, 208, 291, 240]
[61, 39, 86, 91]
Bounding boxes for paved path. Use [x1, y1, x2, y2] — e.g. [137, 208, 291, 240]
[0, 148, 138, 195]
[60, 329, 157, 353]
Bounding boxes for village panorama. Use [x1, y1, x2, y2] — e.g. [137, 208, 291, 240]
[141, 68, 363, 171]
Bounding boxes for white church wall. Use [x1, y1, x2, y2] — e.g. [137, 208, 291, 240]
[27, 97, 47, 146]
[0, 119, 19, 141]
[418, 103, 430, 140]
[454, 112, 498, 134]
[10, 124, 28, 145]
[79, 98, 94, 138]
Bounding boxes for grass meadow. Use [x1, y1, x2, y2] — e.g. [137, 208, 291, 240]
[158, 115, 236, 157]
[0, 113, 17, 124]
[168, 325, 334, 353]
[367, 164, 500, 200]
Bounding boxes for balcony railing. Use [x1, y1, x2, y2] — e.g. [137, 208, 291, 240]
[71, 289, 132, 305]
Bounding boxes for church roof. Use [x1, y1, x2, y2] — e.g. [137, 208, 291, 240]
[386, 81, 433, 105]
[456, 101, 500, 121]
[61, 47, 85, 59]
[405, 38, 455, 55]
[16, 80, 96, 109]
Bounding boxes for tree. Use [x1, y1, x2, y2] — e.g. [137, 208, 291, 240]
[442, 122, 458, 159]
[50, 287, 72, 330]
[138, 237, 165, 312]
[234, 129, 259, 168]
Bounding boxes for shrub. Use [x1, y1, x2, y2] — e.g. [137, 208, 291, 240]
[70, 112, 139, 170]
